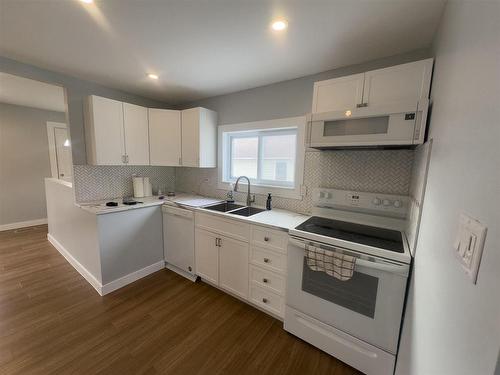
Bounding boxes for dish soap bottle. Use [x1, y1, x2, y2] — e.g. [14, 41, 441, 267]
[266, 193, 272, 210]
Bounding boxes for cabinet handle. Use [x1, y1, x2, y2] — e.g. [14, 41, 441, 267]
[262, 278, 268, 283]
[262, 298, 268, 304]
[263, 258, 270, 263]
[179, 157, 182, 165]
[215, 238, 218, 247]
[264, 236, 270, 242]
[356, 103, 368, 108]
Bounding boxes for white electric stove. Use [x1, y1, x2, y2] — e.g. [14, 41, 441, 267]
[285, 188, 412, 375]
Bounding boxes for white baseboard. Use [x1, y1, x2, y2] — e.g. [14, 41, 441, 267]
[48, 233, 103, 295]
[100, 261, 165, 295]
[0, 218, 48, 232]
[48, 234, 164, 296]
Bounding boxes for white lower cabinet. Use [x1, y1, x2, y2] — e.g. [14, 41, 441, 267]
[195, 213, 287, 319]
[194, 228, 219, 284]
[250, 285, 285, 317]
[219, 236, 249, 299]
[195, 227, 249, 299]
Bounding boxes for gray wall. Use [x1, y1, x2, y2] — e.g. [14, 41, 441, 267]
[0, 56, 173, 165]
[396, 2, 500, 374]
[0, 102, 66, 225]
[175, 48, 431, 212]
[181, 48, 431, 123]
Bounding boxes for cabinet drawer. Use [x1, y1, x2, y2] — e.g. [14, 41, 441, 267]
[249, 265, 286, 296]
[196, 212, 250, 242]
[250, 246, 287, 274]
[251, 226, 287, 253]
[250, 285, 284, 318]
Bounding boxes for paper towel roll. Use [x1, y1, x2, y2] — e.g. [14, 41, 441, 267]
[143, 177, 152, 197]
[133, 177, 145, 198]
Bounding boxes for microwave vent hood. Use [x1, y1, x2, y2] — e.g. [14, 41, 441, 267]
[305, 99, 429, 150]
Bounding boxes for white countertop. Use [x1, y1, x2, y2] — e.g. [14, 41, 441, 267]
[76, 193, 222, 215]
[196, 204, 309, 232]
[77, 193, 309, 231]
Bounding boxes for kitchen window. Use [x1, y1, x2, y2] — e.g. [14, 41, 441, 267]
[218, 116, 306, 199]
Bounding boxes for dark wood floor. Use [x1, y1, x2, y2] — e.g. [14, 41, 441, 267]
[0, 225, 361, 375]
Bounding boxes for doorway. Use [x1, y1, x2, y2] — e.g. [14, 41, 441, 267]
[47, 122, 73, 182]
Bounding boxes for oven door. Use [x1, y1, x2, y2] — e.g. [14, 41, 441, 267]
[286, 237, 410, 354]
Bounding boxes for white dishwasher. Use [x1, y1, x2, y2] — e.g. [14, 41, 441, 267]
[162, 205, 196, 281]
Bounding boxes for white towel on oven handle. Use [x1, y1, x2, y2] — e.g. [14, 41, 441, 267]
[306, 247, 356, 281]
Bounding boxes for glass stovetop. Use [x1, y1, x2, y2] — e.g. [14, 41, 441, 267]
[295, 216, 404, 253]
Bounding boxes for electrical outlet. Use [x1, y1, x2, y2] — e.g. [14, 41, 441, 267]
[453, 213, 487, 284]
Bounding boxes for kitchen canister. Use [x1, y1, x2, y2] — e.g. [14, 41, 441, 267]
[133, 177, 145, 198]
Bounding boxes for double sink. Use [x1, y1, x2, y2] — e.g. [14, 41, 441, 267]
[203, 202, 266, 217]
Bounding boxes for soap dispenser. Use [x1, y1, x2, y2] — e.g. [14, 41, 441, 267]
[266, 193, 272, 210]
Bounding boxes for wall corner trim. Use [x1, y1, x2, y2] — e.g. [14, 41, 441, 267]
[48, 233, 165, 296]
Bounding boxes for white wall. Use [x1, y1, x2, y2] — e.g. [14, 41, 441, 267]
[45, 178, 102, 283]
[396, 2, 500, 375]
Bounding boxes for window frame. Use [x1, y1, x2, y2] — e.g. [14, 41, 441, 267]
[218, 116, 306, 200]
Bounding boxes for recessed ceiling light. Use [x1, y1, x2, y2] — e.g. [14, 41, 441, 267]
[147, 73, 159, 80]
[79, 0, 93, 4]
[271, 19, 288, 31]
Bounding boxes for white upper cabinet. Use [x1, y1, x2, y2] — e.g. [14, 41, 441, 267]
[312, 73, 365, 113]
[85, 96, 217, 167]
[85, 95, 150, 165]
[84, 95, 125, 165]
[311, 58, 433, 113]
[123, 103, 150, 165]
[181, 107, 217, 168]
[362, 59, 433, 107]
[148, 108, 181, 166]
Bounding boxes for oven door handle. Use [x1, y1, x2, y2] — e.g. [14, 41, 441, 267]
[289, 237, 409, 277]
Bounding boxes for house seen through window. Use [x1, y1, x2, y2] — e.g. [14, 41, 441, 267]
[225, 128, 297, 188]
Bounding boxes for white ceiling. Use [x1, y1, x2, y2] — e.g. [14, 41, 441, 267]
[0, 72, 66, 112]
[0, 0, 445, 105]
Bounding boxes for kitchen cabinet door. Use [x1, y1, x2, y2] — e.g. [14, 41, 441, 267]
[181, 107, 217, 168]
[149, 108, 181, 166]
[312, 73, 365, 113]
[195, 228, 219, 284]
[219, 235, 249, 299]
[181, 108, 200, 167]
[123, 103, 150, 165]
[84, 95, 125, 165]
[362, 58, 433, 107]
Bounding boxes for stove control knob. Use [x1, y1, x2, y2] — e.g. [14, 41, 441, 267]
[383, 199, 391, 206]
[394, 200, 402, 208]
[372, 198, 381, 206]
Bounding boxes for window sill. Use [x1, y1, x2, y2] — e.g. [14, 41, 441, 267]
[218, 180, 303, 200]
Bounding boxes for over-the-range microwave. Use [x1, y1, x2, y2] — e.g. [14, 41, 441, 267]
[305, 99, 429, 149]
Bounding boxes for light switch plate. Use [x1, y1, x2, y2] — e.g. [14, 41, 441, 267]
[453, 213, 487, 284]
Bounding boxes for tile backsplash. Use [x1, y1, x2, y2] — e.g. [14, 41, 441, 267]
[175, 149, 414, 215]
[73, 165, 175, 202]
[72, 149, 415, 213]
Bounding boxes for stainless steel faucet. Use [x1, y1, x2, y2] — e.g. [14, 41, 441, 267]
[234, 176, 255, 206]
